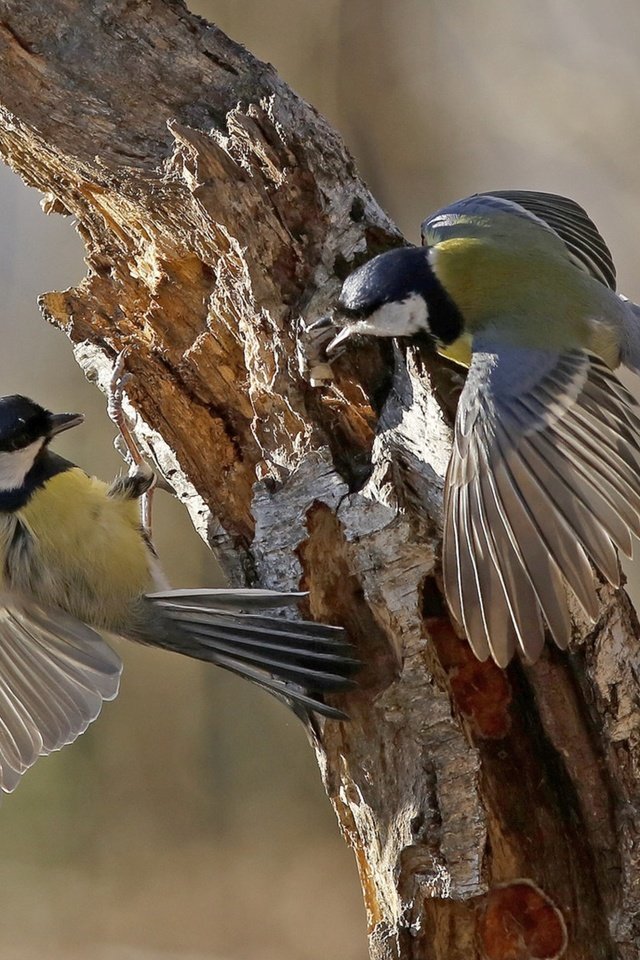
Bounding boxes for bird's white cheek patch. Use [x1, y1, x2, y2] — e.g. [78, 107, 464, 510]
[358, 294, 430, 338]
[0, 441, 44, 491]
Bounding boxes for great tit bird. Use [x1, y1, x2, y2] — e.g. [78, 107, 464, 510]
[328, 190, 640, 667]
[0, 395, 356, 793]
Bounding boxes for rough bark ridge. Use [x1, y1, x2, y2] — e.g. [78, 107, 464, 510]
[1, 2, 640, 958]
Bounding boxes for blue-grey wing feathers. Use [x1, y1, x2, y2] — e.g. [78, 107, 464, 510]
[0, 586, 355, 794]
[0, 598, 121, 793]
[444, 342, 640, 665]
[422, 189, 617, 291]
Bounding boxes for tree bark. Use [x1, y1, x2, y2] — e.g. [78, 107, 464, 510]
[1, 2, 640, 957]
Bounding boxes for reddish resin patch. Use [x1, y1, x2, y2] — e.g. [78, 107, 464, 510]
[478, 881, 568, 960]
[428, 617, 512, 739]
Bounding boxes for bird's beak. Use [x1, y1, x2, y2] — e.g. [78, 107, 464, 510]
[325, 326, 355, 355]
[49, 412, 85, 436]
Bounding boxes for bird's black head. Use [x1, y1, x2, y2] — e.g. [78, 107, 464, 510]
[0, 396, 54, 453]
[0, 396, 84, 503]
[338, 247, 433, 319]
[0, 395, 84, 453]
[328, 246, 463, 352]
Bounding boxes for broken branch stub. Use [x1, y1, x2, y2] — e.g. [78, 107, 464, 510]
[2, 3, 640, 958]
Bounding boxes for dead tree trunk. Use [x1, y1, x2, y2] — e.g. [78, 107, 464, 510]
[1, 2, 640, 957]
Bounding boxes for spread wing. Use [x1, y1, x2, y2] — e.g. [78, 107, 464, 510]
[422, 190, 616, 290]
[0, 597, 122, 792]
[443, 339, 640, 665]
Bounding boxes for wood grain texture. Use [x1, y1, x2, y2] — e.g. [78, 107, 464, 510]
[1, 2, 640, 957]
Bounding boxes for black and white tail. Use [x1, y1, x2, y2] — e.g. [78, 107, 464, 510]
[146, 589, 358, 719]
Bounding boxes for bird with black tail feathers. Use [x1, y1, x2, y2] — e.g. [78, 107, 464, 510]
[0, 394, 357, 793]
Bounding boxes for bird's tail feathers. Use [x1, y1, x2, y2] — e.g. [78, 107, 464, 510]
[146, 589, 358, 720]
[152, 588, 308, 610]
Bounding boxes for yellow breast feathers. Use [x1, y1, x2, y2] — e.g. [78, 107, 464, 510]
[15, 468, 153, 629]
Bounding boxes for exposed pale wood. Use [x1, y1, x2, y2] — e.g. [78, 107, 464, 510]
[1, 2, 640, 957]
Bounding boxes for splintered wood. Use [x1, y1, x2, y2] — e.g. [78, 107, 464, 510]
[2, 3, 640, 957]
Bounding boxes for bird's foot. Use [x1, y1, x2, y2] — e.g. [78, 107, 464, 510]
[108, 461, 157, 503]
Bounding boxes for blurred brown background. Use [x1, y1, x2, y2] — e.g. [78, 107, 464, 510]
[2, 1, 640, 957]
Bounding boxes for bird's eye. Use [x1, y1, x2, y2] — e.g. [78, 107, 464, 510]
[0, 425, 40, 453]
[5, 430, 30, 452]
[340, 303, 376, 320]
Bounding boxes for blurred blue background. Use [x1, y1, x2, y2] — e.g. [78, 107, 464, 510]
[2, 1, 640, 956]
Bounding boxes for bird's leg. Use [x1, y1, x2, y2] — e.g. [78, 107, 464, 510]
[107, 350, 156, 537]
